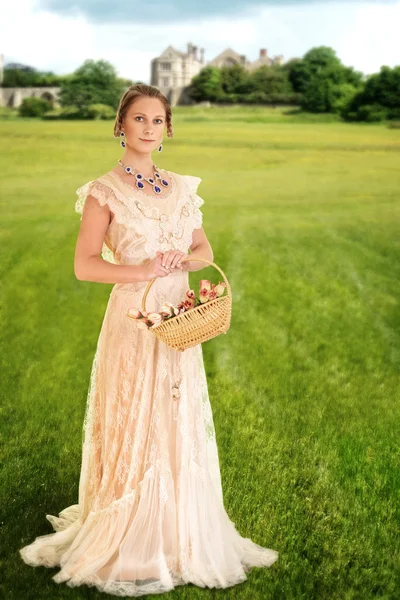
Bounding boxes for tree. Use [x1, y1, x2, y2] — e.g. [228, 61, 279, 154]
[3, 63, 65, 87]
[285, 46, 364, 112]
[248, 65, 292, 95]
[59, 59, 128, 116]
[341, 65, 400, 121]
[187, 66, 223, 102]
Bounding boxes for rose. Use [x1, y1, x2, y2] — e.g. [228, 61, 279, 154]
[136, 320, 149, 329]
[184, 298, 195, 309]
[186, 289, 196, 300]
[160, 302, 175, 317]
[147, 312, 163, 325]
[215, 282, 226, 297]
[199, 280, 211, 291]
[127, 307, 142, 319]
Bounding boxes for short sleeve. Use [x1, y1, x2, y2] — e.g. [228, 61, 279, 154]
[75, 180, 114, 218]
[181, 174, 204, 229]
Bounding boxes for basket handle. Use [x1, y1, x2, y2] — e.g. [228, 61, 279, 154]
[141, 257, 231, 313]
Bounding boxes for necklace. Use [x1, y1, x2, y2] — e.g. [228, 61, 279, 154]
[117, 159, 170, 195]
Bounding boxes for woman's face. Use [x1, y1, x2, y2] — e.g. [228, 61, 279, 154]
[121, 96, 166, 154]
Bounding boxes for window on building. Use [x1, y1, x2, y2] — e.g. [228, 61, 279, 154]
[162, 77, 170, 86]
[160, 62, 171, 70]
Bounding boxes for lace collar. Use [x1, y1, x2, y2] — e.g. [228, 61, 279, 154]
[97, 171, 189, 221]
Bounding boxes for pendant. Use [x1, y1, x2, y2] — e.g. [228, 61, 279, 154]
[118, 159, 168, 195]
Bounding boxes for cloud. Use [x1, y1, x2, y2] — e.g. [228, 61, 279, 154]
[35, 0, 397, 25]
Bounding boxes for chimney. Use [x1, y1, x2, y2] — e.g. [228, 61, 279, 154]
[260, 48, 268, 59]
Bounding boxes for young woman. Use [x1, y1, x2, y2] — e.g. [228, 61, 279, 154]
[19, 84, 278, 596]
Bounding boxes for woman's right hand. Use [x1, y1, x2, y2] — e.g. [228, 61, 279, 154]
[142, 251, 172, 281]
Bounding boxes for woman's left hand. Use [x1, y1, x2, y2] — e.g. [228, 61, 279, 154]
[157, 250, 190, 272]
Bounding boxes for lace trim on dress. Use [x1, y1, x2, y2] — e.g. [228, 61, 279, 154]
[180, 175, 204, 230]
[75, 179, 142, 264]
[75, 180, 131, 223]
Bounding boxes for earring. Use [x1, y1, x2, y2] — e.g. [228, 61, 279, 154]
[158, 141, 163, 153]
[120, 131, 126, 148]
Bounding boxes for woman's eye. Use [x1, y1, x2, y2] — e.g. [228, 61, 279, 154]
[135, 116, 163, 123]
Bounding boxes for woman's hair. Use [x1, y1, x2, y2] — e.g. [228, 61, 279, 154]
[113, 84, 174, 139]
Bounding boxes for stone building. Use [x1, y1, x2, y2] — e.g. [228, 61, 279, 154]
[151, 43, 284, 105]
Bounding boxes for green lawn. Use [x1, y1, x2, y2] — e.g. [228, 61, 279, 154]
[1, 107, 399, 599]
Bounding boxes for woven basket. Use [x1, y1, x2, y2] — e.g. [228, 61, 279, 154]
[134, 257, 232, 352]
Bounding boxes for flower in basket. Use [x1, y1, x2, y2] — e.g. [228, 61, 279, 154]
[147, 312, 163, 328]
[199, 280, 226, 303]
[160, 302, 177, 317]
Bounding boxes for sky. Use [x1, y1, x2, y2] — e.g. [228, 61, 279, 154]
[1, 0, 399, 80]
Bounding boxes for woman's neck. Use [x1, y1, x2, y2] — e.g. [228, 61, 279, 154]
[120, 150, 156, 177]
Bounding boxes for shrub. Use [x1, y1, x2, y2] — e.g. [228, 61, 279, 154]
[42, 105, 82, 120]
[18, 97, 51, 117]
[356, 104, 388, 122]
[87, 103, 116, 119]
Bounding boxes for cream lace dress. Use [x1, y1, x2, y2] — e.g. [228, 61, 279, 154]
[19, 168, 278, 596]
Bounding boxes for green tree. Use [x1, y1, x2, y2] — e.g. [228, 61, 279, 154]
[220, 64, 249, 95]
[286, 46, 364, 112]
[188, 66, 223, 102]
[341, 65, 400, 121]
[3, 63, 66, 87]
[59, 59, 128, 116]
[248, 65, 292, 95]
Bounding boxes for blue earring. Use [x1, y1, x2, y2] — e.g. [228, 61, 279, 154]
[158, 141, 163, 153]
[120, 131, 126, 148]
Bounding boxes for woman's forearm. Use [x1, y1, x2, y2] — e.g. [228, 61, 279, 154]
[186, 243, 214, 272]
[75, 256, 147, 284]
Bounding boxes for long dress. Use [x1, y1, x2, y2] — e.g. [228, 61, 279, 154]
[19, 168, 278, 596]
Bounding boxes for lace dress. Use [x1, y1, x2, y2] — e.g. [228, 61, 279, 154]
[19, 169, 278, 596]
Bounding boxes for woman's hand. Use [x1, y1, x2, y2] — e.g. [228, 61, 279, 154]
[159, 249, 191, 272]
[142, 250, 190, 281]
[142, 252, 171, 281]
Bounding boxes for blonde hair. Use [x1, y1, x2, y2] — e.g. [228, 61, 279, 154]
[113, 84, 174, 139]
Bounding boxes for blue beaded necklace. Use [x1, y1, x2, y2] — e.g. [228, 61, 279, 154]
[117, 159, 170, 195]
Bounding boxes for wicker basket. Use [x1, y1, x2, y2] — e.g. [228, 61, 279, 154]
[133, 257, 232, 352]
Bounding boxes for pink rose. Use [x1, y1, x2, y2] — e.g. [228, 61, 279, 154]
[184, 298, 195, 309]
[127, 307, 142, 319]
[186, 289, 196, 299]
[136, 320, 148, 329]
[147, 312, 163, 325]
[199, 279, 211, 292]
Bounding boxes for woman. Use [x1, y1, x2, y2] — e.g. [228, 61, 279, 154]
[19, 84, 278, 596]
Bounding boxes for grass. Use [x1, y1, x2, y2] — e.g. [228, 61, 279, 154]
[1, 107, 399, 599]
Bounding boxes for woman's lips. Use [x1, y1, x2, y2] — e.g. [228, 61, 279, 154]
[140, 138, 154, 142]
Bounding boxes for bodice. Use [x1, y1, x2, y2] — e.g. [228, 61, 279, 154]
[75, 169, 205, 311]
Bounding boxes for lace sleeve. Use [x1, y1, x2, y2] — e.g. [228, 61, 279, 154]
[181, 175, 205, 229]
[75, 180, 117, 218]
